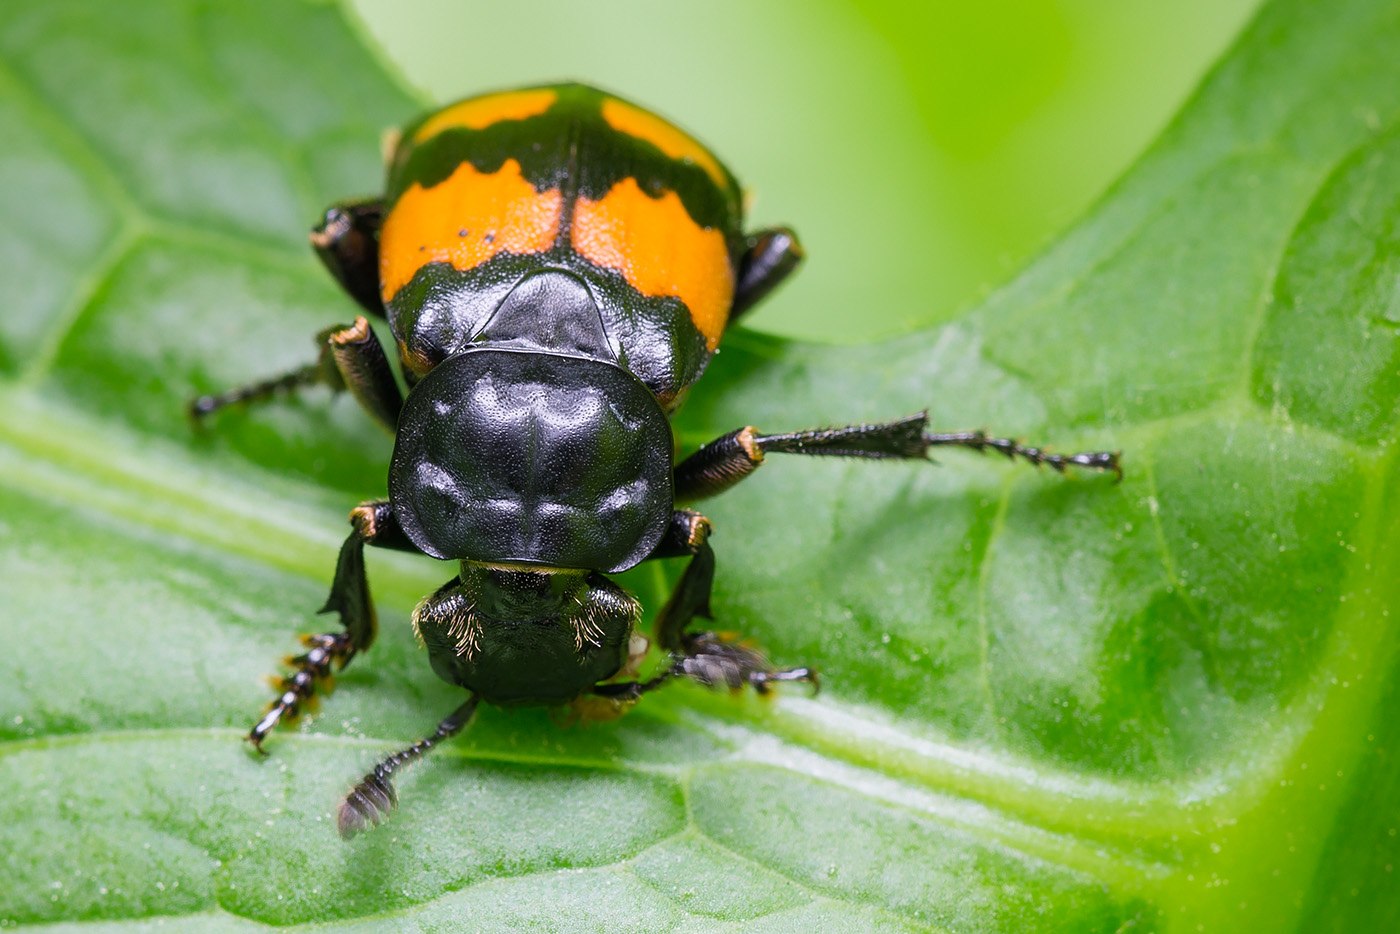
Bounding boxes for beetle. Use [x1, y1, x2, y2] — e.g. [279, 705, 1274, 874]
[191, 83, 1120, 838]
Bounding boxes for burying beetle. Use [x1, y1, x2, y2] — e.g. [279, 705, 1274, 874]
[192, 83, 1119, 837]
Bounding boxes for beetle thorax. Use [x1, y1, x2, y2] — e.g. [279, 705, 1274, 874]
[388, 347, 674, 573]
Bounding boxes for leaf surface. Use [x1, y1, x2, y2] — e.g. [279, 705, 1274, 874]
[2, 0, 1398, 930]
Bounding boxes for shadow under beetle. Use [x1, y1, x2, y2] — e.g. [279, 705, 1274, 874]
[190, 83, 1120, 838]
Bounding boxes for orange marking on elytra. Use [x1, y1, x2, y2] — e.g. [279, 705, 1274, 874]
[572, 177, 733, 350]
[412, 89, 558, 143]
[601, 98, 728, 189]
[380, 158, 563, 302]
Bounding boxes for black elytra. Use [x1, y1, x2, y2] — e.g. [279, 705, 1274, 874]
[189, 82, 1121, 839]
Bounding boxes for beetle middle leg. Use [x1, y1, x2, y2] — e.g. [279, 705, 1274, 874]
[189, 314, 402, 428]
[673, 412, 1121, 501]
[249, 499, 419, 751]
[191, 196, 396, 425]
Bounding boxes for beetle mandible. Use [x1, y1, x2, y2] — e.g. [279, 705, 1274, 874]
[191, 83, 1120, 837]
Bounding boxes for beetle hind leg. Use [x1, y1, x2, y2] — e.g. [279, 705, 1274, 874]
[310, 197, 386, 317]
[731, 226, 803, 322]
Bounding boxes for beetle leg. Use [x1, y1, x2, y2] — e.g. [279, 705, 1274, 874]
[586, 640, 818, 709]
[651, 539, 717, 653]
[338, 694, 480, 839]
[731, 226, 803, 321]
[189, 315, 403, 430]
[190, 197, 395, 423]
[643, 508, 713, 561]
[673, 412, 1121, 501]
[321, 316, 402, 431]
[654, 541, 816, 692]
[310, 197, 385, 316]
[586, 540, 815, 712]
[673, 633, 818, 695]
[248, 499, 417, 752]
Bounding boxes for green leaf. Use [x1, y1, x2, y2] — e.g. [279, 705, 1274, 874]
[2, 0, 1397, 930]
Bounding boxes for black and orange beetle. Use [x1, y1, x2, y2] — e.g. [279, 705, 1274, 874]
[191, 83, 1120, 837]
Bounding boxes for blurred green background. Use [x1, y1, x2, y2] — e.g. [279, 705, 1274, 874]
[348, 0, 1260, 341]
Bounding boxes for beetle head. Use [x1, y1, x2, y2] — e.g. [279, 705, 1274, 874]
[413, 564, 640, 704]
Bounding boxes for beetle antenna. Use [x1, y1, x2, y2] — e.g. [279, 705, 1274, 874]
[338, 695, 480, 839]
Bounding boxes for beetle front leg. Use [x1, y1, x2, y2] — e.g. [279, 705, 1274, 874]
[249, 499, 416, 751]
[585, 533, 816, 714]
[673, 412, 1121, 501]
[190, 315, 402, 430]
[652, 541, 818, 693]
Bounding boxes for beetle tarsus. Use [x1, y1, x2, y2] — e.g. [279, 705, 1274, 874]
[188, 362, 326, 421]
[589, 633, 817, 705]
[338, 769, 397, 838]
[751, 665, 820, 696]
[676, 631, 817, 695]
[923, 430, 1122, 480]
[247, 632, 353, 750]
